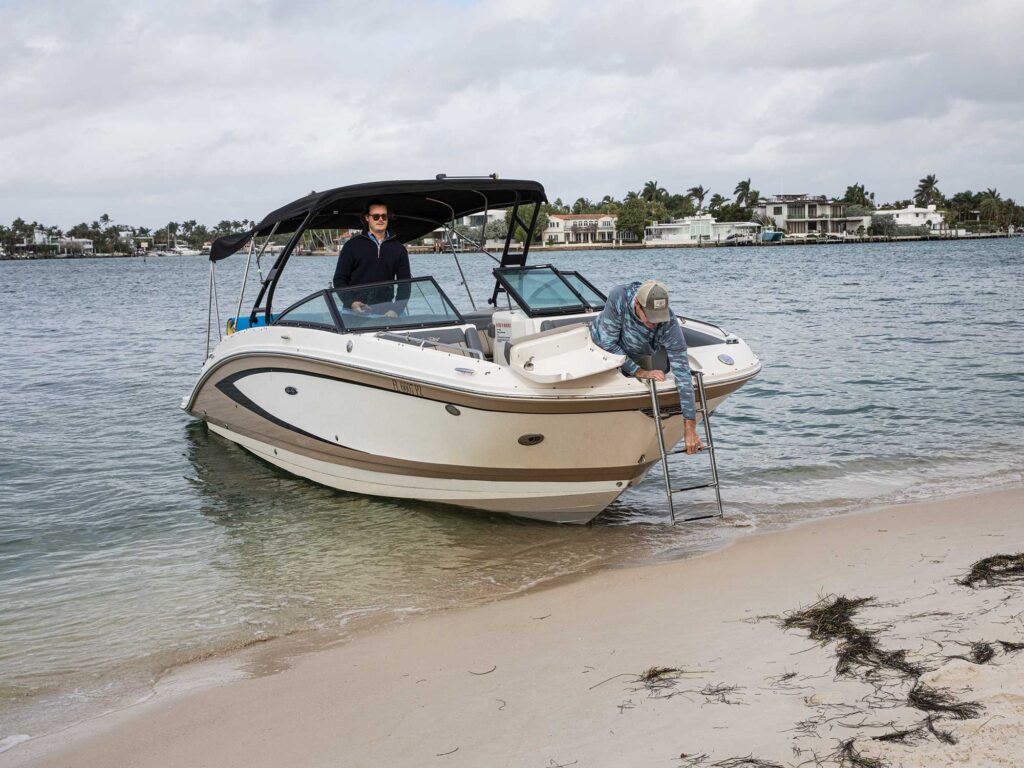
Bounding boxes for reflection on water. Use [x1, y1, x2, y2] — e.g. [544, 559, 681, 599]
[0, 239, 1022, 741]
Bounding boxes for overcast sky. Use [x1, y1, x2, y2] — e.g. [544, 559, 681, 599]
[2, 0, 1022, 228]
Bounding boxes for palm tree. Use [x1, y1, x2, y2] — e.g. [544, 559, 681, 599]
[748, 189, 761, 208]
[572, 197, 593, 214]
[624, 190, 641, 202]
[642, 180, 667, 203]
[979, 189, 1003, 224]
[843, 183, 872, 207]
[733, 178, 752, 207]
[708, 193, 727, 211]
[686, 185, 708, 211]
[914, 174, 941, 207]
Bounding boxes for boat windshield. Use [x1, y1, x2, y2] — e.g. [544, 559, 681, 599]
[331, 277, 464, 332]
[494, 265, 606, 317]
[561, 271, 606, 308]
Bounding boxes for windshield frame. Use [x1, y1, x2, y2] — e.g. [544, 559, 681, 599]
[329, 276, 467, 333]
[492, 265, 606, 317]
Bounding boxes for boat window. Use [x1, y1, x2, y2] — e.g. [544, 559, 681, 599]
[274, 292, 337, 329]
[493, 265, 589, 316]
[330, 277, 464, 332]
[562, 272, 606, 309]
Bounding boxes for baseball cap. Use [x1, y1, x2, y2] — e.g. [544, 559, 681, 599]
[636, 280, 671, 323]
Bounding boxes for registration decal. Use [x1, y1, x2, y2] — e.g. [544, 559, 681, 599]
[391, 379, 424, 397]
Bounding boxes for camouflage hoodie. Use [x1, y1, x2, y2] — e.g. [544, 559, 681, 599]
[589, 281, 696, 420]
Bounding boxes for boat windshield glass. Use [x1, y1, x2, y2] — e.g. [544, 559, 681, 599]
[330, 277, 464, 332]
[561, 272, 606, 309]
[493, 265, 601, 316]
[275, 293, 336, 329]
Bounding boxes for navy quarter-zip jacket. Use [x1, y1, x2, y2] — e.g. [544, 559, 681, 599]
[332, 230, 412, 308]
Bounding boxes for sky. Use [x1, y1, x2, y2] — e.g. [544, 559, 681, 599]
[2, 0, 1022, 229]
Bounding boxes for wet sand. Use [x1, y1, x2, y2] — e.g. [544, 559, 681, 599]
[4, 486, 1023, 767]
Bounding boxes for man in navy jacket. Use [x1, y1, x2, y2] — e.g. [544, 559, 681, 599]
[333, 199, 412, 316]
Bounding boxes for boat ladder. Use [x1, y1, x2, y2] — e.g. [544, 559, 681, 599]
[646, 370, 723, 524]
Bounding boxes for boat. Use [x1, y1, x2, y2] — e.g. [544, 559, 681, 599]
[182, 178, 762, 524]
[761, 229, 784, 242]
[171, 241, 203, 256]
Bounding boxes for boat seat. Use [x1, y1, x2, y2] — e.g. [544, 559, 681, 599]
[461, 308, 496, 333]
[500, 322, 590, 365]
[382, 327, 485, 358]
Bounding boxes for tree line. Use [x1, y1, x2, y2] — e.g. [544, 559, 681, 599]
[0, 216, 256, 255]
[3, 174, 1021, 253]
[500, 175, 1023, 243]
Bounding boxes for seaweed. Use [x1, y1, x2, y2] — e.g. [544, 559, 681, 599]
[907, 683, 982, 720]
[639, 665, 682, 683]
[998, 640, 1024, 653]
[782, 595, 922, 679]
[958, 553, 1024, 588]
[698, 683, 744, 705]
[782, 596, 873, 644]
[945, 640, 996, 665]
[871, 725, 927, 745]
[924, 715, 957, 745]
[834, 739, 884, 768]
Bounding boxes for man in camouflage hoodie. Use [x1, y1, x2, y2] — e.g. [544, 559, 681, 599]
[590, 279, 703, 454]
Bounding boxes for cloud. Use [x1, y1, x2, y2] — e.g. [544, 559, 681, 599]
[0, 0, 1021, 227]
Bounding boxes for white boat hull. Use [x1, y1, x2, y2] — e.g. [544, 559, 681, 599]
[208, 423, 627, 524]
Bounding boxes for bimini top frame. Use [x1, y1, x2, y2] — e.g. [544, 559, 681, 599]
[207, 176, 547, 325]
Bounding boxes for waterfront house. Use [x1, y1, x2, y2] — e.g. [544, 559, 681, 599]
[15, 229, 94, 256]
[754, 195, 867, 236]
[875, 204, 945, 230]
[644, 214, 761, 245]
[543, 214, 639, 245]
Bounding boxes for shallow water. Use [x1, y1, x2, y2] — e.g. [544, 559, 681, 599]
[1, 239, 1022, 740]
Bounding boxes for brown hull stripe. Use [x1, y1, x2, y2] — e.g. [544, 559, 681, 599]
[189, 352, 755, 415]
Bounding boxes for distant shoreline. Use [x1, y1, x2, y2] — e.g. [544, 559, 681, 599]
[0, 230, 1015, 260]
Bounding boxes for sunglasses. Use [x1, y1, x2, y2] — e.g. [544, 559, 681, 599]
[368, 213, 388, 221]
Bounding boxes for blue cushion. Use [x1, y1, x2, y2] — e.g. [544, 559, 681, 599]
[231, 314, 278, 331]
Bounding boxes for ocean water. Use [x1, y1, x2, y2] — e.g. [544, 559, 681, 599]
[1, 239, 1022, 742]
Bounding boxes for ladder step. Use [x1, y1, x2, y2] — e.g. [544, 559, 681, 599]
[670, 482, 718, 493]
[668, 444, 714, 456]
[682, 513, 720, 522]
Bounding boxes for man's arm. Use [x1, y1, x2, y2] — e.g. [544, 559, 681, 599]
[662, 320, 697, 421]
[590, 286, 639, 376]
[332, 242, 355, 290]
[661, 320, 703, 453]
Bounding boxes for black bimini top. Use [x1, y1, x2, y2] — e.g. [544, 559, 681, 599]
[210, 178, 547, 261]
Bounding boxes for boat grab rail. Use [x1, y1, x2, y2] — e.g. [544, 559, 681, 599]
[677, 315, 729, 339]
[376, 331, 485, 360]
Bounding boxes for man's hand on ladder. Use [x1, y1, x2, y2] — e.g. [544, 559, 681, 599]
[683, 419, 704, 454]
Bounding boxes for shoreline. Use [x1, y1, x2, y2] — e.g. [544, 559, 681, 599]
[1, 230, 1016, 260]
[4, 483, 1023, 767]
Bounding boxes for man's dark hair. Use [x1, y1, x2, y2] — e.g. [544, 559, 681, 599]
[363, 198, 390, 216]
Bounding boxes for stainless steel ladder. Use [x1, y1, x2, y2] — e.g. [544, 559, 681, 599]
[646, 370, 723, 523]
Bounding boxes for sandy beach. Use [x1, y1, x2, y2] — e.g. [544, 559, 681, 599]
[4, 486, 1023, 768]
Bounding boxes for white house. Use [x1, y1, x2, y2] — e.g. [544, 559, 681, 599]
[19, 229, 94, 255]
[754, 195, 867, 235]
[644, 215, 761, 245]
[874, 204, 945, 230]
[544, 214, 639, 245]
